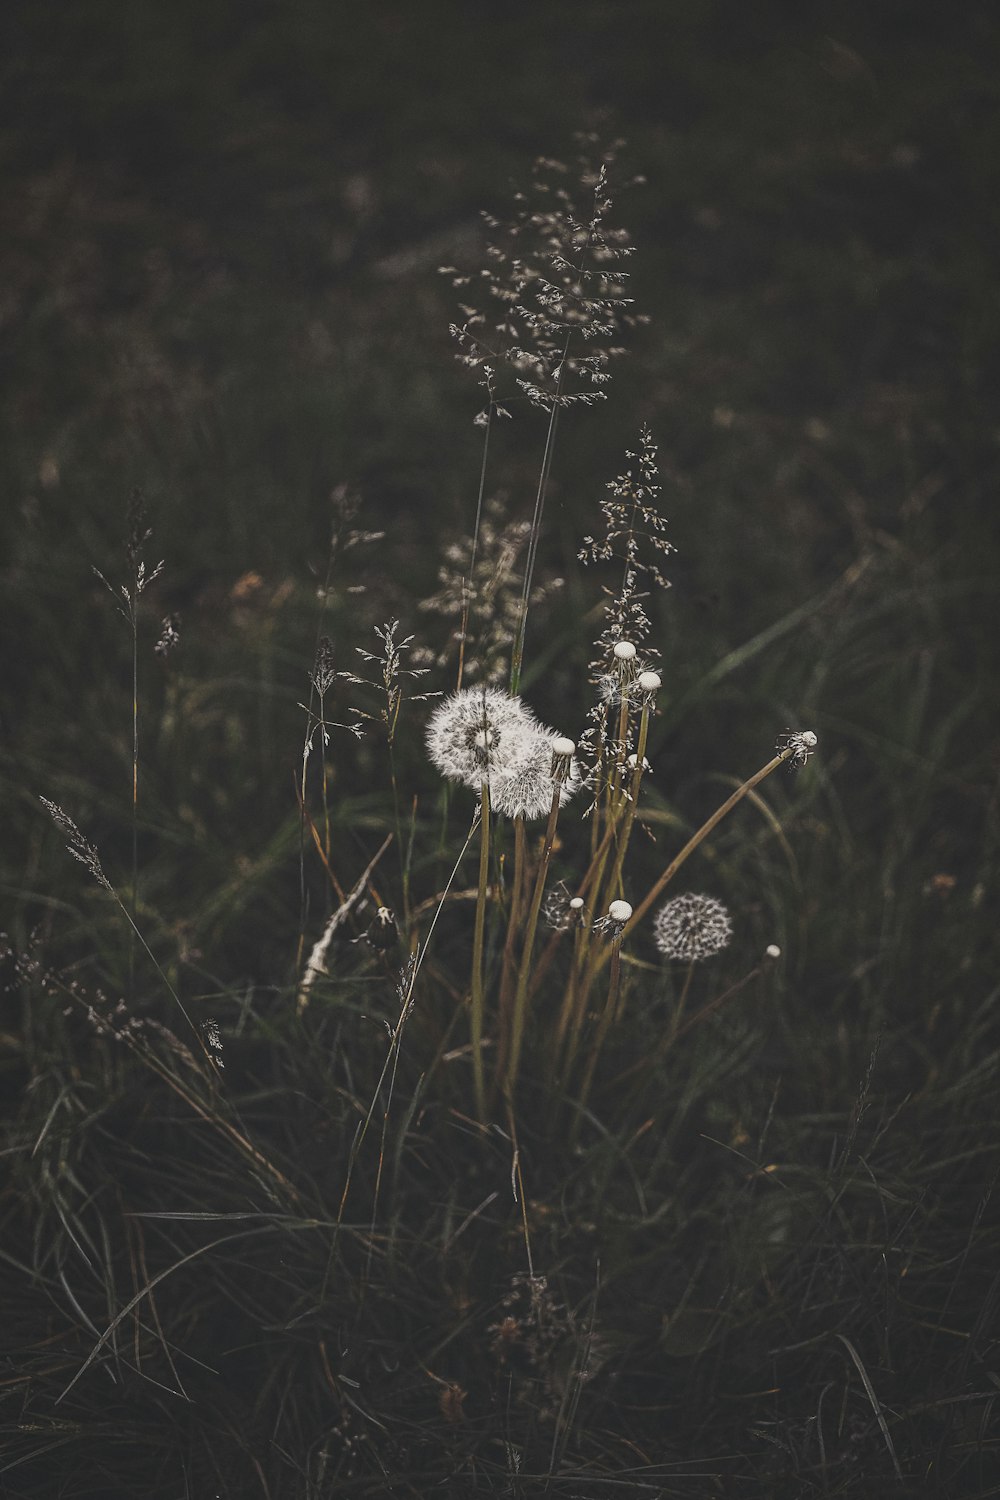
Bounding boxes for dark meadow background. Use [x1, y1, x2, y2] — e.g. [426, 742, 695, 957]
[2, 1, 999, 1496]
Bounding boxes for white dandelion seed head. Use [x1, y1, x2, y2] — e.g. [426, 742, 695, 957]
[637, 671, 661, 693]
[653, 893, 733, 962]
[608, 899, 633, 922]
[626, 752, 651, 772]
[613, 641, 637, 662]
[552, 736, 576, 758]
[489, 726, 582, 820]
[569, 897, 585, 911]
[426, 687, 539, 788]
[765, 943, 781, 959]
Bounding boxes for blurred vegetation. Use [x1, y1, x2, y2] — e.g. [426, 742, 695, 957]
[2, 1, 999, 1495]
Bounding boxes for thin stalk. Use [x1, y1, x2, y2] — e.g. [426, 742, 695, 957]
[505, 786, 562, 1100]
[509, 338, 570, 696]
[574, 933, 626, 1132]
[457, 403, 493, 691]
[129, 598, 138, 1002]
[497, 815, 528, 1060]
[319, 692, 331, 867]
[603, 697, 653, 904]
[471, 780, 492, 1121]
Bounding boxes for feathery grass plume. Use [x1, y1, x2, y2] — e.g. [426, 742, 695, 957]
[38, 798, 112, 892]
[340, 619, 437, 748]
[154, 613, 180, 656]
[444, 138, 643, 694]
[579, 425, 673, 655]
[416, 495, 564, 684]
[37, 797, 214, 1073]
[299, 634, 364, 884]
[578, 429, 672, 818]
[443, 138, 642, 418]
[653, 893, 733, 962]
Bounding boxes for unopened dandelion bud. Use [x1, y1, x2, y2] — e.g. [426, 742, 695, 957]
[594, 897, 632, 938]
[613, 641, 637, 662]
[637, 671, 661, 692]
[765, 944, 781, 960]
[550, 735, 576, 783]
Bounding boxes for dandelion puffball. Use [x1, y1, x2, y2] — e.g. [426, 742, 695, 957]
[653, 893, 732, 962]
[426, 687, 579, 819]
[489, 728, 581, 820]
[638, 671, 661, 692]
[613, 641, 637, 661]
[608, 899, 633, 922]
[425, 687, 539, 789]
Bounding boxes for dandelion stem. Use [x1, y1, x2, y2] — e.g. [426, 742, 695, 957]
[471, 780, 491, 1121]
[574, 933, 625, 1133]
[604, 697, 653, 904]
[497, 814, 528, 1062]
[505, 786, 562, 1100]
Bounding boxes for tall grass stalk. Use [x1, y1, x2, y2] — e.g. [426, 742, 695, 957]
[470, 781, 491, 1120]
[509, 344, 567, 696]
[504, 775, 567, 1100]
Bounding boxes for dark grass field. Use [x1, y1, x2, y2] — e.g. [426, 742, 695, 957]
[3, 3, 1000, 1495]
